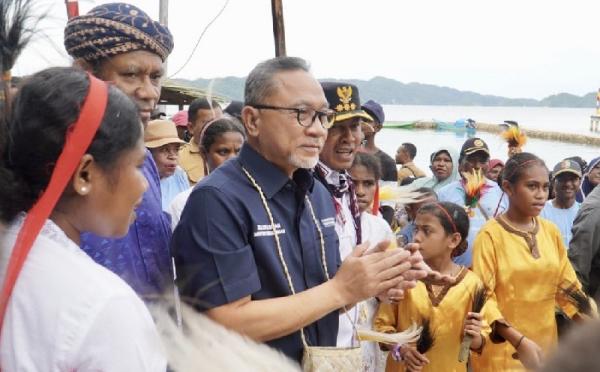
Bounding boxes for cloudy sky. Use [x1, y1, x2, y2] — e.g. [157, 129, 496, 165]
[13, 0, 600, 99]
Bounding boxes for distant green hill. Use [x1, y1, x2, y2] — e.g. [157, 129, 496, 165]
[173, 76, 596, 108]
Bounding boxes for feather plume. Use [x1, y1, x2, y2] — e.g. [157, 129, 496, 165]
[152, 304, 300, 371]
[501, 125, 527, 148]
[358, 323, 422, 345]
[0, 0, 36, 73]
[558, 280, 595, 318]
[461, 169, 489, 214]
[458, 285, 488, 362]
[0, 0, 38, 115]
[378, 185, 424, 205]
[416, 318, 435, 354]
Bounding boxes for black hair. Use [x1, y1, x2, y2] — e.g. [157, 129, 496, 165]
[10, 76, 22, 88]
[417, 201, 470, 258]
[188, 97, 221, 124]
[0, 67, 141, 223]
[402, 142, 417, 160]
[245, 56, 310, 106]
[224, 100, 243, 120]
[351, 152, 382, 180]
[501, 152, 547, 186]
[200, 117, 246, 152]
[414, 187, 438, 201]
[400, 177, 416, 186]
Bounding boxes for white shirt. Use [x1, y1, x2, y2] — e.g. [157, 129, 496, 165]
[360, 212, 394, 372]
[541, 200, 580, 248]
[0, 216, 166, 371]
[318, 163, 359, 348]
[168, 187, 194, 231]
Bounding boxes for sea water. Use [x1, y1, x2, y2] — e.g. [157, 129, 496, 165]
[383, 104, 600, 137]
[377, 105, 600, 172]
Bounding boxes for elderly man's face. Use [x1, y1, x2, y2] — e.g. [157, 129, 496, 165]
[244, 69, 328, 177]
[95, 50, 164, 125]
[320, 117, 363, 172]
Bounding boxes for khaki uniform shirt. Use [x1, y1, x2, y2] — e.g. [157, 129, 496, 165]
[397, 162, 426, 184]
[178, 137, 205, 185]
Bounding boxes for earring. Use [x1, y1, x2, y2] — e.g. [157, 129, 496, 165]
[80, 186, 88, 193]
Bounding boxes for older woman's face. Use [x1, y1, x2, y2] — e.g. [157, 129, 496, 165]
[150, 143, 182, 179]
[431, 151, 453, 181]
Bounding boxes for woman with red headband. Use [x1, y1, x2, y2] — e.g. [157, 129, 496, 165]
[0, 67, 165, 370]
[374, 202, 489, 372]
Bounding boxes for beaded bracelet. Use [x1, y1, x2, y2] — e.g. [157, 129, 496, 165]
[515, 335, 526, 350]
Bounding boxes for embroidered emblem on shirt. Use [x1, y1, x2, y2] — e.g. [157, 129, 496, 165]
[320, 217, 336, 228]
[254, 223, 286, 237]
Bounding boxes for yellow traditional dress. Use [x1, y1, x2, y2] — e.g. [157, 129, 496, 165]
[373, 268, 490, 372]
[471, 216, 583, 371]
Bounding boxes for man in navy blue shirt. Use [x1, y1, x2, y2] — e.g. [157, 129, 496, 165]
[172, 57, 419, 362]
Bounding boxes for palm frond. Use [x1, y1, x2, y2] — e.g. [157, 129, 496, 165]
[471, 284, 488, 313]
[152, 304, 300, 371]
[559, 280, 593, 317]
[358, 323, 422, 345]
[378, 185, 424, 205]
[458, 284, 488, 362]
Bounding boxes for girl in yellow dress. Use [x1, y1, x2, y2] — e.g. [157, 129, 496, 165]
[471, 152, 586, 371]
[374, 202, 489, 372]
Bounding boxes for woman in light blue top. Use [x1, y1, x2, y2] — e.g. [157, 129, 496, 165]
[144, 120, 190, 210]
[437, 138, 508, 266]
[410, 146, 460, 192]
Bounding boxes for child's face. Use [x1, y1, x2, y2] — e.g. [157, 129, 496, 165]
[203, 131, 244, 172]
[413, 212, 456, 262]
[504, 164, 549, 217]
[350, 164, 377, 213]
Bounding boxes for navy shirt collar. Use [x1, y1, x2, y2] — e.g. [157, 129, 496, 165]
[238, 143, 315, 199]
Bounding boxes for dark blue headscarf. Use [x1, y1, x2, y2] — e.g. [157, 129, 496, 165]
[64, 3, 174, 62]
[577, 156, 600, 202]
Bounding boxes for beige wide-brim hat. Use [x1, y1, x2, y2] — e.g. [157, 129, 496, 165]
[144, 119, 186, 148]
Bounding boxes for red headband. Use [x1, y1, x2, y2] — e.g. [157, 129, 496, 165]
[198, 118, 219, 145]
[433, 203, 458, 234]
[0, 74, 108, 331]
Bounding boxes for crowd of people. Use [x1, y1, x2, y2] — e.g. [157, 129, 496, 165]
[0, 2, 599, 371]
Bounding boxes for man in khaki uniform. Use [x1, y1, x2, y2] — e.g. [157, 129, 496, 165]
[179, 98, 222, 184]
[396, 142, 426, 184]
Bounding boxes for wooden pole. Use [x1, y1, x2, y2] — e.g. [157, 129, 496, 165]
[159, 0, 169, 71]
[65, 0, 79, 19]
[271, 0, 286, 57]
[158, 0, 169, 115]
